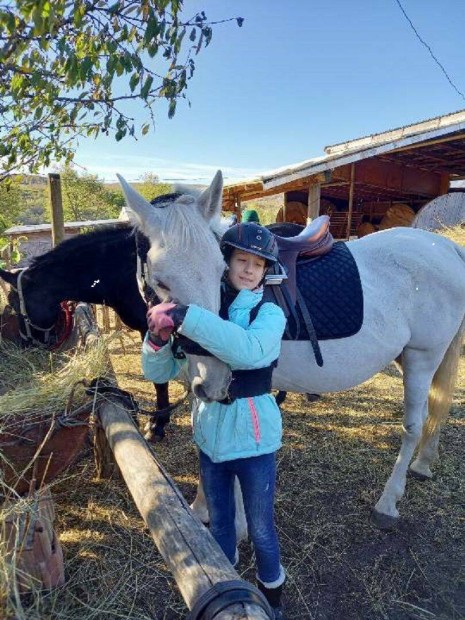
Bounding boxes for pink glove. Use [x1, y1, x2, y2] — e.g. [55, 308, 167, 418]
[147, 302, 177, 341]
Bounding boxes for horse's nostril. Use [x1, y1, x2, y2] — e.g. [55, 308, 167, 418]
[192, 381, 210, 403]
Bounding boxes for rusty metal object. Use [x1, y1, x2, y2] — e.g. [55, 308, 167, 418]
[2, 487, 66, 592]
[1, 404, 91, 498]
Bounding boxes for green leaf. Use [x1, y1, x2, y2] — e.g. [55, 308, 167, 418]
[141, 75, 153, 98]
[168, 99, 176, 119]
[129, 72, 140, 92]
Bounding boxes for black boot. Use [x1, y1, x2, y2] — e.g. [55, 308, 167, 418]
[257, 580, 284, 619]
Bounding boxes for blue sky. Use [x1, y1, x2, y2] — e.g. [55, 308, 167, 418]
[71, 0, 465, 185]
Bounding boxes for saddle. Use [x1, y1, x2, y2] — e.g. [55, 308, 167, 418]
[270, 216, 334, 303]
[265, 216, 363, 366]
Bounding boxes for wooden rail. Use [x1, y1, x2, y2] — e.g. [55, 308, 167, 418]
[96, 399, 270, 619]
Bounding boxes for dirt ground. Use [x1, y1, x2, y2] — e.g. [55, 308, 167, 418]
[6, 328, 463, 620]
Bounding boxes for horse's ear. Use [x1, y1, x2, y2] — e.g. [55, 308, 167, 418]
[0, 268, 19, 287]
[116, 174, 161, 231]
[197, 170, 223, 221]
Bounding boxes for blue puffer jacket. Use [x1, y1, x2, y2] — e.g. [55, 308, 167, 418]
[142, 288, 286, 462]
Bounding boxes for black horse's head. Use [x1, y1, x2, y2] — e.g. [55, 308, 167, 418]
[0, 267, 66, 347]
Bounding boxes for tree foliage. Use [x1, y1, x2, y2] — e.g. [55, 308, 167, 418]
[60, 166, 124, 221]
[0, 175, 23, 233]
[0, 1, 243, 180]
[136, 171, 171, 202]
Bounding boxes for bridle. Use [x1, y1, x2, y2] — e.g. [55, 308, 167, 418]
[10, 268, 72, 348]
[134, 194, 230, 359]
[135, 232, 215, 359]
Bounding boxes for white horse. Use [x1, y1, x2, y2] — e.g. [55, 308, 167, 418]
[118, 171, 465, 530]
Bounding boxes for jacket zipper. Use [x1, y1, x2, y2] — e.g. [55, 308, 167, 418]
[247, 398, 261, 444]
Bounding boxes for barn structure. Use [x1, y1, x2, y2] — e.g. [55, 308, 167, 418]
[222, 108, 465, 238]
[2, 218, 126, 267]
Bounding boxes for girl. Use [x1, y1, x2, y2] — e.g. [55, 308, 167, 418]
[142, 223, 286, 618]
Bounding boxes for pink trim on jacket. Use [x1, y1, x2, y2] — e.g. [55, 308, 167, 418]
[247, 398, 261, 443]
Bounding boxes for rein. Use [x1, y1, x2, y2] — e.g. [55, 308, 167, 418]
[13, 269, 72, 348]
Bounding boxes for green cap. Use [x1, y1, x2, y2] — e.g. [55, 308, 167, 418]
[241, 209, 260, 223]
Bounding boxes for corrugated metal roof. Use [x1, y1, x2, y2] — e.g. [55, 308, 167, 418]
[262, 117, 465, 191]
[223, 108, 465, 200]
[324, 109, 465, 156]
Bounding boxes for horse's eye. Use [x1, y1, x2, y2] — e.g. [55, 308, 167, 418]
[156, 280, 170, 291]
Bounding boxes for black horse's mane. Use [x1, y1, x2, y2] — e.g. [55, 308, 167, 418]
[29, 225, 134, 270]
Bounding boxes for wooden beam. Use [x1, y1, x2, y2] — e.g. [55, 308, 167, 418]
[389, 132, 465, 155]
[307, 183, 321, 220]
[439, 173, 450, 195]
[346, 164, 355, 239]
[48, 173, 65, 247]
[97, 400, 269, 619]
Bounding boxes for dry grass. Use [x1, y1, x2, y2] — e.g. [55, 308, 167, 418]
[1, 225, 464, 619]
[0, 339, 111, 424]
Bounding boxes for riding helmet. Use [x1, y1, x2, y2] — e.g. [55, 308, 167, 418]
[220, 223, 279, 265]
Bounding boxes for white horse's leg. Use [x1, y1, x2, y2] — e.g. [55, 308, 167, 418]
[410, 431, 440, 479]
[190, 478, 210, 524]
[372, 349, 434, 529]
[410, 316, 465, 479]
[190, 476, 248, 543]
[234, 476, 248, 543]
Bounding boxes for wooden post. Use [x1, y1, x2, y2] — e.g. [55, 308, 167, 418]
[97, 400, 269, 619]
[48, 174, 65, 247]
[234, 195, 242, 221]
[307, 182, 321, 221]
[346, 163, 355, 239]
[283, 193, 288, 221]
[439, 173, 450, 195]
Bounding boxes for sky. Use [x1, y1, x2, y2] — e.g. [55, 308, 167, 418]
[70, 0, 465, 185]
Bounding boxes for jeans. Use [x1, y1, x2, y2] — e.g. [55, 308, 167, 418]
[199, 450, 281, 584]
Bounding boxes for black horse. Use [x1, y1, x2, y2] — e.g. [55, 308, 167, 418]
[0, 221, 308, 438]
[0, 224, 175, 440]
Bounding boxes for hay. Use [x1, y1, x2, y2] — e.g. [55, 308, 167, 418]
[0, 339, 111, 429]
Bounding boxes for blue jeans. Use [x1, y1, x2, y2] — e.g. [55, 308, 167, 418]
[199, 450, 281, 584]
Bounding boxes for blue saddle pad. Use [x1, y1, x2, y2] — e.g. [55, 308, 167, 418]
[285, 242, 363, 341]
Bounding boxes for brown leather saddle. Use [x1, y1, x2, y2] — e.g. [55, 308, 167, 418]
[265, 216, 334, 366]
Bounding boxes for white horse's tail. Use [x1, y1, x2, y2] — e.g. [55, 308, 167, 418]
[419, 312, 465, 450]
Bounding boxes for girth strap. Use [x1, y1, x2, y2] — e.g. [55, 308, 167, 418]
[295, 288, 323, 367]
[219, 363, 276, 405]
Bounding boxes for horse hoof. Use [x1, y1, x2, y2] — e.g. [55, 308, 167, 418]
[408, 468, 431, 481]
[370, 509, 399, 531]
[306, 393, 321, 403]
[144, 430, 164, 443]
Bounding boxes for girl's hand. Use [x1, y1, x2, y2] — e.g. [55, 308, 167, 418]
[146, 302, 189, 341]
[147, 302, 176, 341]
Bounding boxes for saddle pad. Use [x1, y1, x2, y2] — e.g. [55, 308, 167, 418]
[285, 242, 363, 341]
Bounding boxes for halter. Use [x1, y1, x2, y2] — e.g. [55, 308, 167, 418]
[12, 269, 71, 348]
[135, 194, 228, 358]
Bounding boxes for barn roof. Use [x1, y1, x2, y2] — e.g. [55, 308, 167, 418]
[223, 108, 465, 209]
[4, 219, 126, 237]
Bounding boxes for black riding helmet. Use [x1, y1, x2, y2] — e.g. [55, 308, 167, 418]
[220, 223, 279, 266]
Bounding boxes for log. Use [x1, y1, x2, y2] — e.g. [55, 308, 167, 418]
[97, 399, 270, 619]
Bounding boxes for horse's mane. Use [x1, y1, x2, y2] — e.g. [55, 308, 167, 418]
[29, 226, 134, 270]
[151, 196, 223, 256]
